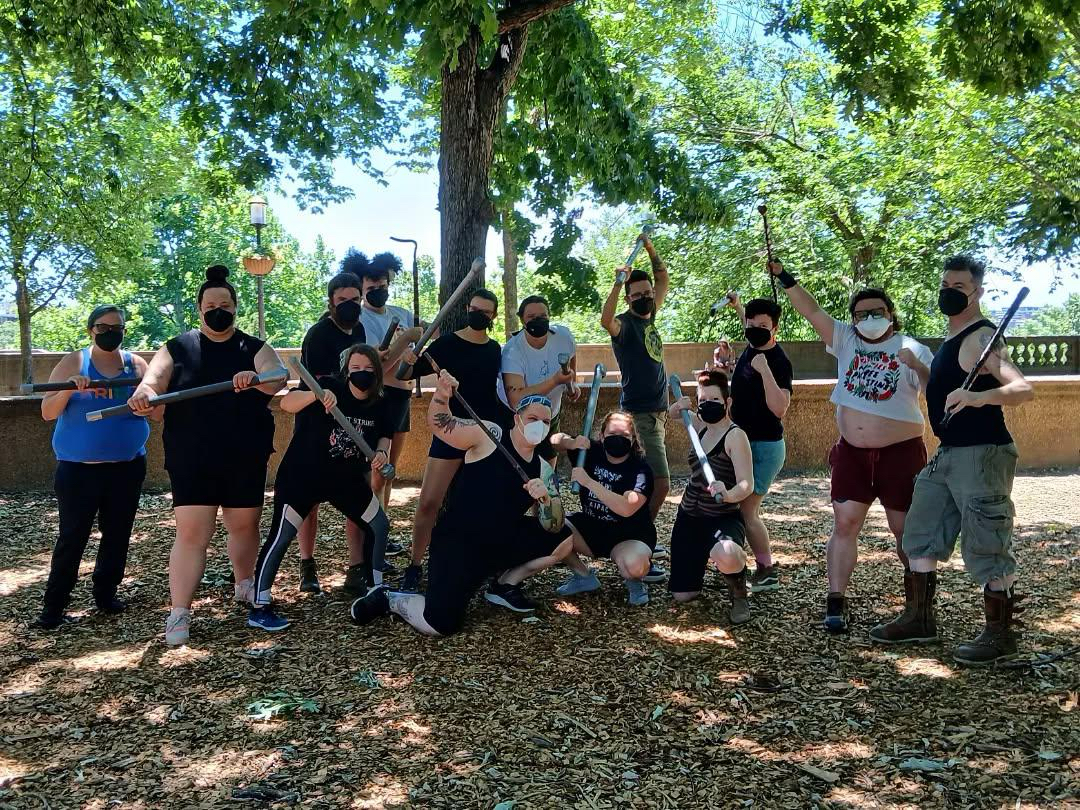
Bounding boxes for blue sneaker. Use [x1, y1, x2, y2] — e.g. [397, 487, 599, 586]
[642, 563, 667, 584]
[556, 571, 601, 596]
[247, 606, 291, 632]
[626, 579, 649, 606]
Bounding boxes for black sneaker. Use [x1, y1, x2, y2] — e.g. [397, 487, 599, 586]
[642, 563, 667, 584]
[385, 540, 405, 556]
[379, 559, 400, 578]
[94, 595, 128, 614]
[350, 586, 390, 625]
[484, 581, 538, 613]
[299, 558, 321, 593]
[342, 564, 370, 596]
[31, 609, 67, 630]
[400, 564, 423, 593]
[824, 592, 849, 634]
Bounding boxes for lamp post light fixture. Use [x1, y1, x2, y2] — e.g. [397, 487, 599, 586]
[243, 194, 275, 339]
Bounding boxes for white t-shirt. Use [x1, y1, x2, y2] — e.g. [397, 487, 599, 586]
[826, 318, 934, 425]
[360, 304, 415, 348]
[497, 324, 576, 417]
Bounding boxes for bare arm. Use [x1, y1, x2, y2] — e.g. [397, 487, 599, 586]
[768, 261, 833, 345]
[601, 277, 624, 338]
[722, 429, 754, 504]
[646, 239, 670, 312]
[502, 368, 573, 409]
[967, 330, 1034, 406]
[574, 471, 648, 518]
[40, 352, 82, 421]
[550, 433, 590, 452]
[130, 354, 163, 422]
[427, 371, 493, 452]
[751, 354, 791, 419]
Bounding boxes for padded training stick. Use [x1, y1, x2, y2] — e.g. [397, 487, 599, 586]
[86, 368, 287, 421]
[377, 315, 401, 352]
[616, 224, 655, 284]
[668, 374, 723, 503]
[571, 363, 607, 494]
[23, 376, 141, 394]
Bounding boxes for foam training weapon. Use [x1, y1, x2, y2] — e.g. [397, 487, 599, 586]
[23, 377, 141, 394]
[616, 224, 656, 284]
[291, 358, 394, 479]
[396, 256, 485, 381]
[939, 286, 1030, 430]
[377, 315, 401, 352]
[571, 363, 607, 494]
[757, 203, 780, 304]
[86, 367, 287, 421]
[668, 374, 724, 503]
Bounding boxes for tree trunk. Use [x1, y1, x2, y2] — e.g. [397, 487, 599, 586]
[14, 272, 33, 384]
[437, 25, 529, 332]
[501, 208, 520, 339]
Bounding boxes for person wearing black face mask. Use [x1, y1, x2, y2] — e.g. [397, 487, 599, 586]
[247, 343, 394, 632]
[548, 411, 657, 606]
[127, 264, 286, 646]
[498, 294, 579, 462]
[397, 288, 512, 592]
[32, 305, 157, 630]
[292, 252, 371, 594]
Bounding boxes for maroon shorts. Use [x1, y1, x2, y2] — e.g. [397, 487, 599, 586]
[828, 436, 927, 512]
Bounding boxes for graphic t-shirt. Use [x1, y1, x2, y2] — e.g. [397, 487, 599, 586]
[578, 440, 654, 533]
[826, 318, 934, 425]
[286, 375, 393, 472]
[611, 312, 666, 413]
[497, 324, 577, 417]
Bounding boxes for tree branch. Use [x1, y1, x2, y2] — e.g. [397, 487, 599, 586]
[497, 0, 578, 34]
[29, 249, 88, 316]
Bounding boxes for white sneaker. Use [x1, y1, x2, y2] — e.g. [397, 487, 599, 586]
[233, 577, 255, 604]
[165, 609, 190, 646]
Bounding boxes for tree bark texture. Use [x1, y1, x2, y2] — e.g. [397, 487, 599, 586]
[501, 208, 520, 339]
[14, 273, 33, 383]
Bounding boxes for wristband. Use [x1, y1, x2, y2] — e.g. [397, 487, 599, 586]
[777, 270, 797, 289]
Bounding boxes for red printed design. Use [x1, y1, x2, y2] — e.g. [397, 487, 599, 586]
[842, 350, 901, 403]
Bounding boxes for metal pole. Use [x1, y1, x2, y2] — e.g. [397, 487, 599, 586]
[255, 225, 266, 339]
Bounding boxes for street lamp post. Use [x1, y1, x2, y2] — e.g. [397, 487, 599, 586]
[245, 195, 273, 339]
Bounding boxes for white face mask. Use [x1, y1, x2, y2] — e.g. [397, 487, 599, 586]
[521, 420, 549, 446]
[855, 315, 892, 340]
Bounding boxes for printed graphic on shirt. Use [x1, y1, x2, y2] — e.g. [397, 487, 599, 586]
[842, 350, 901, 403]
[328, 416, 374, 459]
[585, 466, 648, 521]
[644, 323, 664, 363]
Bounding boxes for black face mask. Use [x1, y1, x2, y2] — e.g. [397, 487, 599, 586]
[524, 317, 551, 338]
[365, 288, 389, 308]
[334, 299, 362, 328]
[603, 434, 633, 458]
[744, 326, 772, 348]
[467, 311, 492, 331]
[94, 331, 123, 352]
[630, 297, 654, 317]
[938, 287, 970, 317]
[349, 370, 376, 391]
[698, 400, 727, 424]
[204, 307, 235, 332]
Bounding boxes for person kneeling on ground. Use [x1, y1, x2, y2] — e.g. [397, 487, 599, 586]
[549, 411, 656, 605]
[349, 372, 573, 635]
[667, 370, 755, 624]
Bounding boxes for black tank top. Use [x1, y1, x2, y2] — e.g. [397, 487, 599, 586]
[438, 426, 541, 534]
[927, 319, 1012, 447]
[681, 424, 741, 517]
[162, 329, 276, 470]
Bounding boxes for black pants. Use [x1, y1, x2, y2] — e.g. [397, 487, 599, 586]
[43, 457, 147, 613]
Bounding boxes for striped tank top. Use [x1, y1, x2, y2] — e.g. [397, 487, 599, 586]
[680, 424, 741, 517]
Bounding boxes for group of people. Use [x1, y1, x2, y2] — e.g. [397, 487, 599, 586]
[31, 238, 1034, 665]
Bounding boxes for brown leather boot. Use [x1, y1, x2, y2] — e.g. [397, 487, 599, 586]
[724, 568, 751, 625]
[953, 586, 1024, 666]
[869, 571, 938, 644]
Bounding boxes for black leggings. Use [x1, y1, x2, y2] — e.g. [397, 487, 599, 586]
[43, 457, 146, 612]
[253, 475, 389, 606]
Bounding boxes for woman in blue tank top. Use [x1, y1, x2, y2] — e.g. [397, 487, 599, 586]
[33, 305, 157, 630]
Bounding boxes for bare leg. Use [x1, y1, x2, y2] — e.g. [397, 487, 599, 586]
[298, 506, 319, 560]
[883, 507, 911, 570]
[345, 519, 365, 566]
[611, 540, 652, 581]
[562, 520, 593, 576]
[649, 477, 670, 522]
[381, 430, 409, 507]
[222, 506, 262, 585]
[739, 492, 772, 568]
[410, 457, 462, 566]
[498, 537, 574, 586]
[827, 500, 871, 594]
[169, 506, 218, 609]
[709, 536, 747, 575]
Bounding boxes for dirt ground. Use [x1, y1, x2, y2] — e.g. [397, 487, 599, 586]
[0, 472, 1077, 809]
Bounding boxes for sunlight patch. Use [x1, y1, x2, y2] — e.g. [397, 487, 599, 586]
[0, 565, 49, 597]
[647, 623, 735, 647]
[68, 643, 149, 672]
[352, 775, 409, 808]
[895, 656, 955, 679]
[158, 645, 212, 667]
[553, 600, 580, 615]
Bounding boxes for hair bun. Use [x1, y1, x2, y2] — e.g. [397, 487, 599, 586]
[206, 264, 230, 282]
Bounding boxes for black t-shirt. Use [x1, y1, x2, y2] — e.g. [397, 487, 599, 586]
[611, 312, 666, 413]
[579, 440, 654, 531]
[163, 329, 275, 471]
[414, 333, 510, 425]
[730, 343, 794, 442]
[283, 375, 393, 474]
[300, 315, 367, 379]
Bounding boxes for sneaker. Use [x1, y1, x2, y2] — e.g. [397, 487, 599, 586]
[642, 563, 667, 584]
[247, 606, 291, 632]
[379, 559, 400, 578]
[823, 592, 849, 633]
[652, 544, 669, 559]
[556, 571, 601, 596]
[299, 558, 321, 593]
[94, 595, 128, 614]
[31, 609, 67, 630]
[342, 564, 370, 596]
[350, 585, 390, 625]
[400, 564, 423, 593]
[626, 579, 649, 606]
[233, 577, 255, 604]
[385, 540, 405, 556]
[485, 581, 539, 613]
[165, 609, 191, 646]
[749, 564, 780, 593]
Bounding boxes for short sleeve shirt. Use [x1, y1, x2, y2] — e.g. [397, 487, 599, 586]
[730, 343, 794, 442]
[497, 324, 576, 417]
[579, 440, 654, 533]
[611, 312, 666, 413]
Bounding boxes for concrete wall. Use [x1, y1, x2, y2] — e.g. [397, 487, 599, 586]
[3, 376, 1076, 491]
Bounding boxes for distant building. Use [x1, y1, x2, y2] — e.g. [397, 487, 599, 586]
[988, 305, 1042, 329]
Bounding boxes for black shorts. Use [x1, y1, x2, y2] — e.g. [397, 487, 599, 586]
[565, 512, 656, 558]
[384, 386, 412, 433]
[422, 516, 572, 636]
[429, 435, 466, 460]
[168, 457, 269, 509]
[668, 508, 745, 593]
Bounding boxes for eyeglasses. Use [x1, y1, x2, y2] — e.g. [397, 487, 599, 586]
[627, 291, 654, 302]
[91, 324, 125, 334]
[852, 308, 888, 323]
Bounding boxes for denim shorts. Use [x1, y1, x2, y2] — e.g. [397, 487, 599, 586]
[749, 439, 786, 495]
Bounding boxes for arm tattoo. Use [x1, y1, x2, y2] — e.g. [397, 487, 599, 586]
[433, 411, 476, 434]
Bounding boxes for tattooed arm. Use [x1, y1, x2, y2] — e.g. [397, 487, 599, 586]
[427, 370, 497, 452]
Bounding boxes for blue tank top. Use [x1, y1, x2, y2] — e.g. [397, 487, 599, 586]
[52, 349, 150, 463]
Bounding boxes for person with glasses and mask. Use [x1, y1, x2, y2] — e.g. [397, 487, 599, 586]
[397, 288, 512, 592]
[292, 251, 370, 594]
[128, 264, 285, 646]
[766, 259, 934, 634]
[712, 293, 793, 599]
[32, 306, 158, 630]
[871, 255, 1033, 666]
[498, 294, 579, 462]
